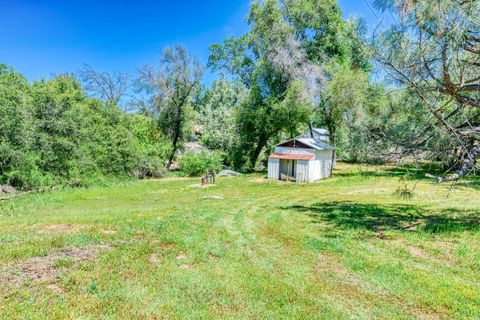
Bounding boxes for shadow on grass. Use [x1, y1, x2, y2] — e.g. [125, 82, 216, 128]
[455, 179, 480, 191]
[283, 201, 480, 234]
[334, 164, 442, 181]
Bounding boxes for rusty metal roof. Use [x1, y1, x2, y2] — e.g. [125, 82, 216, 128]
[269, 153, 314, 160]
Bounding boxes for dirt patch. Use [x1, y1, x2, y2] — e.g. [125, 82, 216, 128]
[149, 253, 161, 265]
[101, 229, 117, 235]
[37, 224, 84, 234]
[408, 246, 429, 259]
[1, 244, 111, 287]
[176, 252, 188, 260]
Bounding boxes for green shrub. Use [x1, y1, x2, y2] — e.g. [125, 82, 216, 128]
[0, 65, 173, 190]
[179, 151, 223, 177]
[132, 157, 168, 179]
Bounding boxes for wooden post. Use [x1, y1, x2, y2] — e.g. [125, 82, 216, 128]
[287, 160, 290, 182]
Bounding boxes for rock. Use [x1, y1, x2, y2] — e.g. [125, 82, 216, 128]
[184, 141, 208, 155]
[0, 185, 16, 194]
[217, 170, 242, 177]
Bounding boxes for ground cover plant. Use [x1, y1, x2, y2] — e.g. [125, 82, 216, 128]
[0, 163, 479, 319]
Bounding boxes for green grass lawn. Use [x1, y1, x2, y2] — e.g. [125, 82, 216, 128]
[1, 163, 479, 319]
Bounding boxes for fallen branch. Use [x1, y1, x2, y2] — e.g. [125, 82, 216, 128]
[426, 143, 480, 183]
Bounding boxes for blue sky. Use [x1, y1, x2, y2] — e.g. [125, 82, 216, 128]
[0, 0, 385, 82]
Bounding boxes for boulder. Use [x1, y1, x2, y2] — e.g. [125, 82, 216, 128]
[217, 170, 242, 177]
[0, 185, 16, 194]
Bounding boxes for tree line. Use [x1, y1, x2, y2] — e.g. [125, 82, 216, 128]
[1, 0, 478, 189]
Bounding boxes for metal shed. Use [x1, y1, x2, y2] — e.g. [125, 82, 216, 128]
[268, 130, 335, 182]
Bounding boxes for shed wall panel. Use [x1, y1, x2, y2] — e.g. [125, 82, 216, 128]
[268, 158, 280, 180]
[309, 159, 321, 181]
[296, 160, 310, 182]
[315, 150, 333, 179]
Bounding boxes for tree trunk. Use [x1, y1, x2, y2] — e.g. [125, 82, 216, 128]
[166, 114, 183, 170]
[250, 136, 268, 171]
[166, 137, 178, 170]
[327, 122, 336, 146]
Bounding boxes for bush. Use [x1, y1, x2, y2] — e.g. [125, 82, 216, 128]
[0, 65, 172, 190]
[179, 151, 223, 177]
[132, 157, 168, 179]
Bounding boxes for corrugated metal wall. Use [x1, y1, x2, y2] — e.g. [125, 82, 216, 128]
[315, 150, 333, 180]
[296, 160, 310, 182]
[309, 159, 321, 181]
[268, 150, 333, 182]
[268, 158, 280, 180]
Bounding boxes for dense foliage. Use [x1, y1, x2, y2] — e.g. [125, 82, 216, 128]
[207, 0, 385, 169]
[178, 151, 223, 177]
[373, 0, 480, 181]
[0, 65, 169, 189]
[2, 0, 478, 186]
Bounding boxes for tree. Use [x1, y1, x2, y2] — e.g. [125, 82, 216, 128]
[197, 77, 246, 153]
[0, 65, 35, 186]
[374, 0, 480, 181]
[280, 0, 371, 70]
[209, 0, 374, 169]
[137, 46, 204, 169]
[209, 0, 319, 169]
[79, 64, 130, 109]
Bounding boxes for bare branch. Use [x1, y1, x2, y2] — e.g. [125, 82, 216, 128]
[79, 64, 130, 109]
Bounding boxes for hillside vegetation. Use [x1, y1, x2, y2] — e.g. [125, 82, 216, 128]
[1, 163, 479, 319]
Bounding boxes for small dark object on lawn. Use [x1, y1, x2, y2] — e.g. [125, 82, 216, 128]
[394, 185, 414, 200]
[201, 169, 216, 185]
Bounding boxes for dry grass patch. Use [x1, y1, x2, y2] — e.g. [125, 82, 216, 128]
[149, 253, 161, 265]
[36, 224, 84, 234]
[386, 238, 459, 266]
[187, 183, 217, 188]
[176, 252, 188, 260]
[101, 229, 117, 235]
[0, 244, 111, 287]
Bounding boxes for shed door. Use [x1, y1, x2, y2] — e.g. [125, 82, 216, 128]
[280, 159, 288, 176]
[280, 159, 296, 178]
